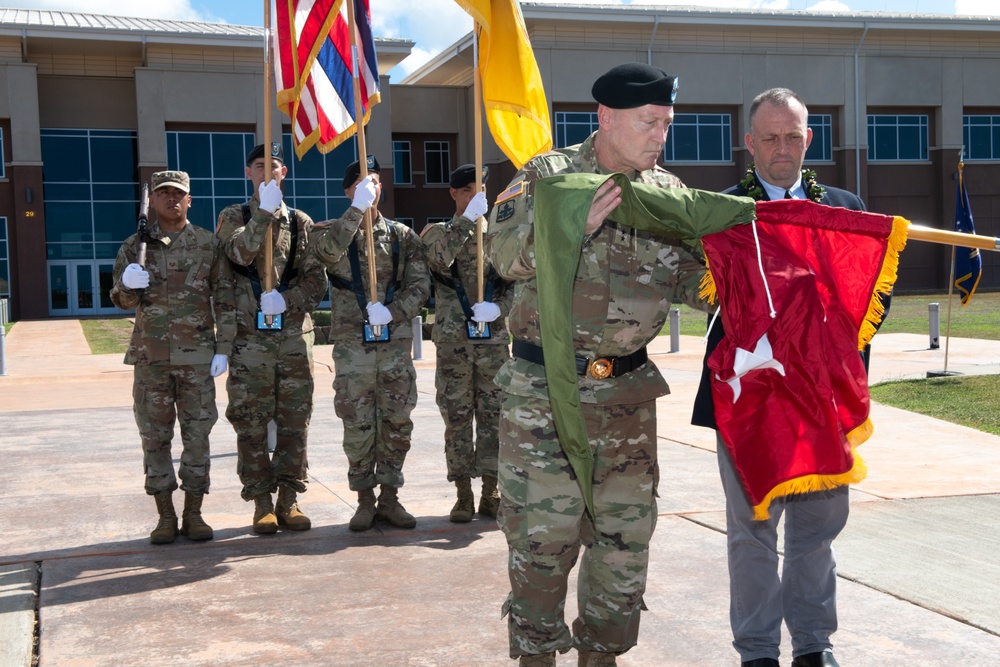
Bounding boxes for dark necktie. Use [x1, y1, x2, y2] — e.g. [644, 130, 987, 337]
[785, 190, 794, 199]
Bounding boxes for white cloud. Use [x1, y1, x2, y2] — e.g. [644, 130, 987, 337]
[807, 0, 851, 10]
[11, 0, 219, 22]
[955, 0, 997, 15]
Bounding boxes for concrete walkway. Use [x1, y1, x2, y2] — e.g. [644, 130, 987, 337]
[1, 320, 999, 666]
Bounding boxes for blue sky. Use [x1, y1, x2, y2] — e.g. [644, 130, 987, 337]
[13, 0, 995, 80]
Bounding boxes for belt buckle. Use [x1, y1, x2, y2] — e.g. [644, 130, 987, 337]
[587, 357, 613, 380]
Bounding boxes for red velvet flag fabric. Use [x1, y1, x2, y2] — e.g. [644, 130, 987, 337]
[701, 199, 905, 519]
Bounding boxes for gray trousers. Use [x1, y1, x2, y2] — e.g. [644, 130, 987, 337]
[716, 433, 849, 662]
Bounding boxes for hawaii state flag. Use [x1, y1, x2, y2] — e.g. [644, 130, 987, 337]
[701, 200, 908, 519]
[272, 0, 381, 158]
[453, 0, 552, 168]
[954, 170, 982, 305]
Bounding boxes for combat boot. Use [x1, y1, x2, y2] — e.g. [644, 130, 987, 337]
[252, 493, 279, 534]
[349, 488, 377, 532]
[578, 650, 617, 666]
[479, 474, 500, 518]
[179, 492, 214, 541]
[150, 492, 178, 545]
[449, 477, 475, 523]
[519, 653, 557, 667]
[276, 486, 311, 531]
[375, 485, 417, 529]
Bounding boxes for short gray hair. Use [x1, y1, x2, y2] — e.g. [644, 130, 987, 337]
[747, 88, 808, 134]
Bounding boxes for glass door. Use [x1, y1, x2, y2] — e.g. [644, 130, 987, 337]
[48, 260, 127, 316]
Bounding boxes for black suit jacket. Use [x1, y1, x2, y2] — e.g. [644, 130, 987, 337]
[690, 181, 872, 430]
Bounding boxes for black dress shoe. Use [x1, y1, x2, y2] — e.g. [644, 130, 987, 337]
[791, 652, 840, 667]
[742, 659, 780, 667]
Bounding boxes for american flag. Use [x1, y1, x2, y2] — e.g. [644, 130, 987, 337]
[272, 0, 381, 158]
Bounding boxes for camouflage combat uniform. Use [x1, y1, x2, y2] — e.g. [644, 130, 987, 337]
[420, 214, 512, 483]
[309, 207, 430, 491]
[216, 199, 328, 501]
[111, 220, 235, 496]
[485, 131, 710, 658]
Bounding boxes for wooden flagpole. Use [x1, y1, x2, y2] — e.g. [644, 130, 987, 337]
[345, 0, 380, 335]
[473, 26, 485, 305]
[907, 224, 1000, 251]
[262, 0, 275, 325]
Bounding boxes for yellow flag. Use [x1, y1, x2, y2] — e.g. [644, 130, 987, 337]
[454, 0, 553, 168]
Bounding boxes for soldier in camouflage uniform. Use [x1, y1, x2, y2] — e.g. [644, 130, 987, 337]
[216, 143, 329, 535]
[420, 164, 512, 523]
[309, 156, 430, 532]
[486, 64, 711, 667]
[111, 170, 235, 545]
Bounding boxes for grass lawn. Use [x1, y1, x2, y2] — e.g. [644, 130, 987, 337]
[870, 374, 1000, 436]
[80, 318, 133, 355]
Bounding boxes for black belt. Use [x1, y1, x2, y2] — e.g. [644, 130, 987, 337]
[511, 340, 648, 380]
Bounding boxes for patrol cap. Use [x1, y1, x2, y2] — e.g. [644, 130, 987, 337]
[150, 170, 190, 193]
[591, 63, 678, 109]
[449, 164, 489, 189]
[246, 142, 284, 166]
[342, 155, 381, 190]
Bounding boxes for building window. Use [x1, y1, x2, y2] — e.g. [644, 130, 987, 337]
[664, 113, 731, 162]
[167, 131, 357, 226]
[425, 141, 451, 184]
[0, 127, 5, 179]
[0, 216, 8, 303]
[963, 115, 1000, 160]
[806, 114, 833, 162]
[867, 114, 929, 161]
[394, 141, 412, 184]
[426, 216, 451, 225]
[166, 131, 255, 232]
[555, 111, 599, 148]
[279, 133, 357, 222]
[41, 129, 139, 260]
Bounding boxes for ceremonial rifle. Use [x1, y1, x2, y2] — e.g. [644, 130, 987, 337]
[136, 182, 150, 267]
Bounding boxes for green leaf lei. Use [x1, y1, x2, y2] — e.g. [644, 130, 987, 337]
[740, 164, 826, 203]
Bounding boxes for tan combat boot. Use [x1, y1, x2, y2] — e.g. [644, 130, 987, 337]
[252, 493, 279, 534]
[349, 488, 377, 532]
[179, 492, 214, 541]
[375, 485, 416, 529]
[519, 653, 557, 666]
[276, 486, 311, 531]
[449, 477, 475, 523]
[150, 492, 178, 545]
[578, 650, 617, 667]
[479, 474, 500, 518]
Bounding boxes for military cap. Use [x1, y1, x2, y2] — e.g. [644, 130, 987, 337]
[150, 170, 190, 193]
[449, 164, 489, 189]
[246, 142, 284, 166]
[342, 155, 381, 190]
[591, 63, 678, 108]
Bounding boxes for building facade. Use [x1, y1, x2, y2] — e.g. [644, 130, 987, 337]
[2, 5, 1000, 320]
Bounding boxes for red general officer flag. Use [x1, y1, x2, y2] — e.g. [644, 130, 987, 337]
[701, 199, 908, 519]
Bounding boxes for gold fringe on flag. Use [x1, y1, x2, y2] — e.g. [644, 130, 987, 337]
[857, 216, 910, 351]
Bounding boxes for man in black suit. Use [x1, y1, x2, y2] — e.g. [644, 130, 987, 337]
[692, 88, 871, 667]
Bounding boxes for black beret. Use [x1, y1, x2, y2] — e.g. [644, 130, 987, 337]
[342, 155, 381, 190]
[449, 164, 489, 189]
[591, 63, 678, 109]
[246, 142, 284, 166]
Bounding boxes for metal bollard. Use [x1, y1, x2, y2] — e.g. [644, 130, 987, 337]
[412, 315, 423, 360]
[669, 307, 680, 353]
[928, 302, 940, 350]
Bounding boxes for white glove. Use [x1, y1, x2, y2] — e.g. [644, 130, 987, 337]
[260, 289, 286, 316]
[122, 263, 149, 290]
[366, 301, 393, 326]
[461, 192, 489, 222]
[352, 176, 377, 211]
[210, 354, 228, 378]
[258, 179, 283, 214]
[471, 301, 501, 323]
